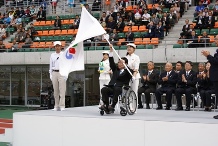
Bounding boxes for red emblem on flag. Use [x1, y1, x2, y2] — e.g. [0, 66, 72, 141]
[69, 48, 76, 54]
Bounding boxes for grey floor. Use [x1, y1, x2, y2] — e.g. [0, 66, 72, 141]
[13, 106, 218, 124]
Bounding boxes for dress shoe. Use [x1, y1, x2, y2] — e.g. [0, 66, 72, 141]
[213, 115, 218, 119]
[138, 105, 143, 109]
[108, 105, 115, 113]
[185, 107, 190, 111]
[100, 105, 110, 114]
[165, 107, 170, 110]
[156, 106, 163, 110]
[52, 108, 58, 111]
[175, 107, 183, 111]
[146, 105, 150, 109]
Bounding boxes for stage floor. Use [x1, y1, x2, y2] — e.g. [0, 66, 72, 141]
[14, 106, 218, 124]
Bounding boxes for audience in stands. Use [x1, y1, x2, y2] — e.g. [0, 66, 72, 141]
[23, 33, 33, 48]
[116, 17, 125, 32]
[126, 11, 135, 26]
[155, 21, 164, 39]
[187, 31, 199, 48]
[125, 27, 134, 43]
[99, 12, 107, 27]
[213, 1, 218, 16]
[0, 25, 6, 39]
[106, 16, 116, 33]
[205, 11, 215, 29]
[199, 31, 210, 47]
[0, 40, 5, 51]
[11, 39, 18, 52]
[141, 9, 150, 26]
[109, 29, 118, 44]
[145, 21, 156, 39]
[194, 1, 205, 17]
[71, 15, 80, 29]
[51, 0, 58, 14]
[161, 12, 170, 36]
[4, 14, 11, 25]
[36, 7, 46, 21]
[54, 15, 61, 29]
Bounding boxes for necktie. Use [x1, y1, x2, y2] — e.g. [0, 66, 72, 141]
[186, 71, 189, 76]
[120, 70, 123, 75]
[148, 71, 151, 76]
[167, 72, 169, 76]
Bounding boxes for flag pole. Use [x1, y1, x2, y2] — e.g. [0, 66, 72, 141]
[103, 34, 133, 77]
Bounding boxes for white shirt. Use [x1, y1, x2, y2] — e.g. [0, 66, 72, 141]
[49, 52, 63, 79]
[167, 71, 171, 76]
[99, 59, 111, 80]
[126, 53, 141, 79]
[142, 13, 150, 21]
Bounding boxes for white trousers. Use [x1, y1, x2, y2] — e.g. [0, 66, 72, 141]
[52, 72, 66, 108]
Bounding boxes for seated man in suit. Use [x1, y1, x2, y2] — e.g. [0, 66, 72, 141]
[199, 31, 210, 47]
[138, 61, 159, 109]
[175, 61, 197, 111]
[187, 30, 199, 48]
[155, 62, 178, 110]
[100, 45, 134, 113]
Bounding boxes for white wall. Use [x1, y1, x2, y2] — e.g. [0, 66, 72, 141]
[0, 47, 216, 65]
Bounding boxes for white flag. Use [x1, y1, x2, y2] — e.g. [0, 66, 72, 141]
[59, 42, 84, 78]
[72, 6, 106, 46]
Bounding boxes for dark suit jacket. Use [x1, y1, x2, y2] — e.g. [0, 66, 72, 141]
[106, 21, 116, 29]
[109, 33, 118, 41]
[116, 21, 125, 32]
[158, 70, 178, 88]
[141, 70, 159, 90]
[182, 24, 190, 33]
[204, 16, 215, 26]
[54, 19, 61, 28]
[188, 35, 199, 48]
[195, 16, 205, 25]
[207, 50, 218, 82]
[126, 32, 134, 42]
[37, 10, 46, 19]
[108, 56, 133, 87]
[177, 70, 197, 89]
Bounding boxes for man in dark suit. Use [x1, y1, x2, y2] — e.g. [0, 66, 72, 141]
[54, 15, 61, 29]
[116, 17, 125, 32]
[202, 35, 218, 119]
[100, 45, 133, 113]
[138, 61, 159, 109]
[145, 21, 156, 39]
[204, 11, 215, 29]
[161, 12, 170, 36]
[175, 61, 183, 73]
[155, 62, 178, 110]
[188, 30, 199, 48]
[180, 19, 190, 37]
[155, 21, 164, 39]
[199, 31, 210, 47]
[125, 27, 134, 43]
[175, 61, 197, 111]
[36, 7, 46, 21]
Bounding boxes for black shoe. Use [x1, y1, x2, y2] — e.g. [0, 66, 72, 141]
[165, 107, 170, 110]
[138, 105, 143, 109]
[175, 107, 183, 111]
[100, 105, 110, 114]
[213, 115, 218, 119]
[156, 106, 163, 110]
[108, 105, 115, 113]
[146, 105, 150, 109]
[185, 107, 190, 111]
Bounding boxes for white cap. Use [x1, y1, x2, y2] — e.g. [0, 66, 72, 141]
[102, 51, 109, 54]
[53, 41, 61, 46]
[126, 43, 136, 49]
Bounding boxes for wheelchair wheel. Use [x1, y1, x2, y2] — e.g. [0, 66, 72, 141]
[100, 110, 104, 116]
[125, 90, 137, 115]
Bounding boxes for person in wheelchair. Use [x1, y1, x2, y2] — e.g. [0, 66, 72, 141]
[100, 45, 134, 113]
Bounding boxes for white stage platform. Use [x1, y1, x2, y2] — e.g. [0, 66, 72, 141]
[13, 106, 218, 146]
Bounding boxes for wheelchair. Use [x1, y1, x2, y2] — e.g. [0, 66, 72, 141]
[99, 85, 137, 116]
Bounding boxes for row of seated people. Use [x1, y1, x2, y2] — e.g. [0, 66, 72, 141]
[138, 61, 215, 112]
[194, 1, 217, 17]
[179, 30, 215, 48]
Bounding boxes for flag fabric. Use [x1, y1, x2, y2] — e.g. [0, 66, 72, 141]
[59, 6, 106, 78]
[59, 42, 84, 78]
[72, 6, 106, 46]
